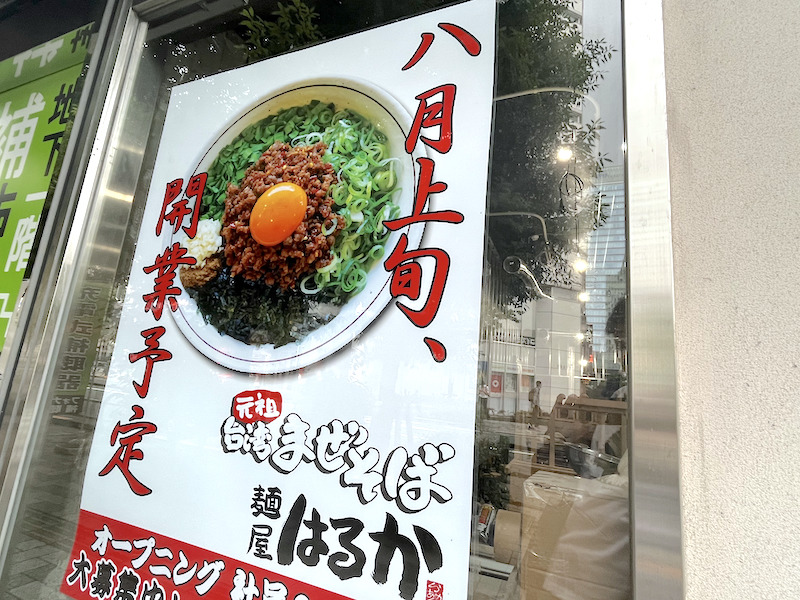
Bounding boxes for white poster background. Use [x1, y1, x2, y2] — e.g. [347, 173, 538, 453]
[79, 1, 496, 599]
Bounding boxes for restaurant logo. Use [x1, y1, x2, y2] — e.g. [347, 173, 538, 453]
[231, 389, 282, 424]
[426, 580, 444, 600]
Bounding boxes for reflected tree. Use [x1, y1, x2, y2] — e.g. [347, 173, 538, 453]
[238, 1, 322, 61]
[490, 0, 613, 306]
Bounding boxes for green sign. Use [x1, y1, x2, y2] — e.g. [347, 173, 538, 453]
[0, 24, 93, 349]
[0, 24, 93, 93]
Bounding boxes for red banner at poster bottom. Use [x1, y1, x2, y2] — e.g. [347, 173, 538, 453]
[62, 509, 355, 600]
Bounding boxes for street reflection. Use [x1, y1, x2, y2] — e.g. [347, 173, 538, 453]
[471, 0, 629, 598]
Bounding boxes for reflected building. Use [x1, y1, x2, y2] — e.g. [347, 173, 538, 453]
[585, 164, 627, 383]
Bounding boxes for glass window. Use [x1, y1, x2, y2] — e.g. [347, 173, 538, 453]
[0, 1, 629, 599]
[0, 2, 102, 369]
[474, 2, 628, 596]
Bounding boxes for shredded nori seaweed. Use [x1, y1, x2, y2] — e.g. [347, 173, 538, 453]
[187, 266, 332, 347]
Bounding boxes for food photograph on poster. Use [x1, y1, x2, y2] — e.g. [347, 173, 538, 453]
[61, 2, 496, 600]
[171, 78, 428, 373]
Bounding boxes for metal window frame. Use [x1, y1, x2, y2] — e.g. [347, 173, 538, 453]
[0, 0, 139, 569]
[623, 0, 684, 597]
[0, 0, 684, 597]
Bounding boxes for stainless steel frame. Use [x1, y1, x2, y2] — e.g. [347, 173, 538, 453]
[0, 0, 138, 569]
[623, 0, 684, 597]
[0, 0, 684, 596]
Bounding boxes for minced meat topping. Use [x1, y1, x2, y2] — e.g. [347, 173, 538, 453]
[222, 142, 342, 289]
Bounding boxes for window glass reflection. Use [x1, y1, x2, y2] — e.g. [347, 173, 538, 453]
[0, 1, 629, 599]
[473, 0, 629, 598]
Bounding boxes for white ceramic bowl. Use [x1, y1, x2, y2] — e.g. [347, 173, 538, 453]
[171, 77, 426, 374]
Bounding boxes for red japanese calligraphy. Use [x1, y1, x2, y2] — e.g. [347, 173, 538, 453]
[233, 389, 283, 424]
[406, 84, 456, 155]
[423, 338, 446, 363]
[384, 157, 463, 231]
[155, 179, 182, 236]
[155, 173, 207, 238]
[98, 405, 157, 496]
[403, 32, 435, 71]
[402, 23, 482, 70]
[426, 581, 445, 600]
[384, 234, 450, 328]
[142, 242, 195, 320]
[438, 23, 481, 56]
[128, 327, 172, 398]
[393, 22, 484, 360]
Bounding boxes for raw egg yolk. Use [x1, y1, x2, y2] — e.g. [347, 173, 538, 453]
[249, 182, 308, 246]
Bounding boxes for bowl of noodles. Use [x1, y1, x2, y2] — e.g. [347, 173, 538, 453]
[170, 77, 426, 373]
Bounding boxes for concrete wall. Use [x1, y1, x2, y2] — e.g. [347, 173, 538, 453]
[662, 0, 800, 597]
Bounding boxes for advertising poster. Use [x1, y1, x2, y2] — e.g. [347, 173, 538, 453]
[62, 2, 495, 600]
[0, 24, 93, 349]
